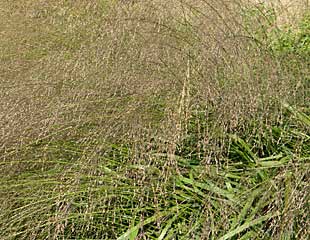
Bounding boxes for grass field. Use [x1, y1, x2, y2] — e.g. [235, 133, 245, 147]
[0, 0, 309, 239]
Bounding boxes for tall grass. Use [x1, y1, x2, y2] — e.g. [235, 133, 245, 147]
[0, 0, 309, 239]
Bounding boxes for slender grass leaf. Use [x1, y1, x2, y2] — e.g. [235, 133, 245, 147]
[230, 134, 258, 164]
[178, 176, 236, 202]
[219, 212, 279, 240]
[231, 187, 263, 230]
[118, 206, 184, 240]
[283, 102, 310, 127]
[158, 213, 178, 240]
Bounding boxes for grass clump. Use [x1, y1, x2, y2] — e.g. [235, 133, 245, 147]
[269, 13, 310, 56]
[0, 0, 309, 239]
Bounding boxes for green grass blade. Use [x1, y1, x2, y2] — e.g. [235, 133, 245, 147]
[230, 187, 263, 230]
[283, 102, 310, 127]
[118, 206, 182, 240]
[230, 134, 258, 164]
[158, 214, 178, 240]
[219, 212, 279, 240]
[178, 176, 236, 202]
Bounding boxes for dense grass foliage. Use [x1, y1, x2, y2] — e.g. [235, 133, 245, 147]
[1, 0, 309, 239]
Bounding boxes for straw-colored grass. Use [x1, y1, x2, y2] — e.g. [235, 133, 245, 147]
[1, 0, 309, 239]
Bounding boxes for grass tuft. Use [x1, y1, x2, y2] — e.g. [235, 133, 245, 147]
[1, 0, 309, 239]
